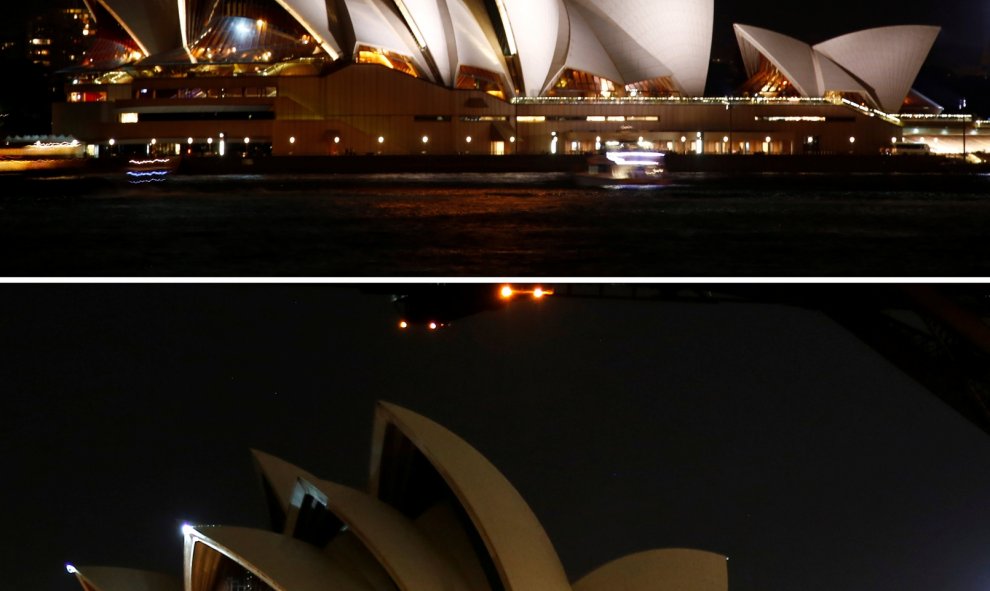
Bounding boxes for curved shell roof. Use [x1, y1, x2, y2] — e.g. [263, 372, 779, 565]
[570, 0, 713, 95]
[813, 25, 940, 113]
[397, 0, 455, 84]
[735, 23, 939, 112]
[574, 549, 728, 591]
[68, 566, 181, 591]
[444, 0, 511, 86]
[252, 449, 472, 591]
[320, 478, 473, 591]
[345, 0, 435, 79]
[734, 24, 818, 97]
[89, 0, 713, 97]
[560, 3, 625, 86]
[370, 402, 572, 591]
[184, 525, 370, 591]
[252, 448, 321, 518]
[501, 0, 569, 95]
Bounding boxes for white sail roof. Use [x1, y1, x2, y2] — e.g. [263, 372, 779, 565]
[813, 52, 870, 97]
[734, 24, 939, 112]
[500, 0, 569, 96]
[734, 24, 818, 97]
[813, 25, 940, 112]
[566, 0, 712, 95]
[344, 0, 435, 80]
[396, 0, 455, 84]
[445, 0, 510, 87]
[559, 2, 625, 85]
[568, 1, 671, 86]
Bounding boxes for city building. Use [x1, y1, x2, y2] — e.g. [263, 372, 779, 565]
[66, 402, 729, 591]
[50, 0, 985, 157]
[26, 3, 95, 70]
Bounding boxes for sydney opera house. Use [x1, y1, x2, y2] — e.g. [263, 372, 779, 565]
[65, 402, 729, 591]
[51, 0, 966, 157]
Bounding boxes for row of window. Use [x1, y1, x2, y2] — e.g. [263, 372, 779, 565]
[134, 87, 278, 99]
[413, 116, 509, 122]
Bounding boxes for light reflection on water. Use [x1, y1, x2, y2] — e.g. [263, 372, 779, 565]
[1, 172, 989, 277]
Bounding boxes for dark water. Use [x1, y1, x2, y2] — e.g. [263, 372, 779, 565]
[2, 172, 989, 276]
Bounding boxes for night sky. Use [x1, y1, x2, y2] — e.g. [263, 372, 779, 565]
[4, 285, 989, 591]
[3, 0, 987, 65]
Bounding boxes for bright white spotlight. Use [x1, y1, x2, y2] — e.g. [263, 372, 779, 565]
[66, 564, 79, 575]
[181, 523, 195, 536]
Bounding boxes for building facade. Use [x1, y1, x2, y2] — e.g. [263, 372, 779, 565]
[50, 0, 959, 157]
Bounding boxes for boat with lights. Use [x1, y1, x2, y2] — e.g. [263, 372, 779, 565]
[124, 157, 179, 183]
[0, 136, 86, 174]
[574, 150, 670, 187]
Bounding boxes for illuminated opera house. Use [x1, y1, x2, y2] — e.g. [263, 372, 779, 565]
[65, 402, 729, 591]
[53, 0, 954, 157]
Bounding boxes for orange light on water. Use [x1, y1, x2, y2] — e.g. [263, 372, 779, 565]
[500, 285, 514, 299]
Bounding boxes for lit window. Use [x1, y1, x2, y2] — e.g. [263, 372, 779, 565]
[119, 112, 139, 124]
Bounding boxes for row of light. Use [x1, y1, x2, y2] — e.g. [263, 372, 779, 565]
[397, 285, 551, 332]
[500, 285, 552, 299]
[398, 320, 441, 330]
[106, 134, 516, 149]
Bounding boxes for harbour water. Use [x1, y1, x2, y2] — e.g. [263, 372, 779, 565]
[2, 172, 989, 276]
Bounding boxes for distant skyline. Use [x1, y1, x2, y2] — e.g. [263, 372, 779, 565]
[3, 0, 986, 67]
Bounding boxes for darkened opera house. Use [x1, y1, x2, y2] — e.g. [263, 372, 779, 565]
[65, 402, 729, 591]
[54, 0, 949, 157]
